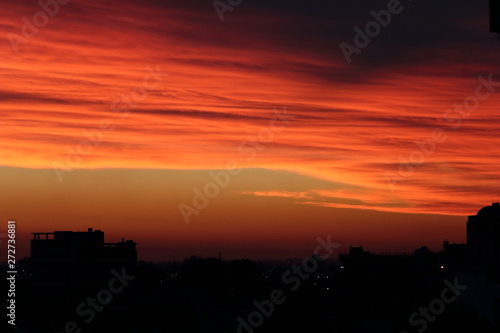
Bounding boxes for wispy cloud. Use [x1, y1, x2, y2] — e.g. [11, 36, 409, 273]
[1, 0, 500, 216]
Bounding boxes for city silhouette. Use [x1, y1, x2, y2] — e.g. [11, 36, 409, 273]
[2, 203, 499, 332]
[3, 1, 500, 333]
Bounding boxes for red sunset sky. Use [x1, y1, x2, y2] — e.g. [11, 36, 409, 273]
[1, 0, 500, 261]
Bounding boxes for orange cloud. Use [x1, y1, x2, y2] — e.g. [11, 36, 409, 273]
[1, 0, 499, 233]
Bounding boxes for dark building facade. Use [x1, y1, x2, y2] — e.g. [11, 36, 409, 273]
[31, 228, 137, 293]
[491, 0, 500, 32]
[467, 202, 500, 270]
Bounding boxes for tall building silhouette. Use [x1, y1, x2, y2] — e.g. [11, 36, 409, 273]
[31, 228, 137, 293]
[467, 202, 500, 270]
[491, 0, 500, 32]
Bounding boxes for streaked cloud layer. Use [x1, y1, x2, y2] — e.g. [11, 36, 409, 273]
[2, 0, 500, 241]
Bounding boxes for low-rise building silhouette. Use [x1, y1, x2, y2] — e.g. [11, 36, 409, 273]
[31, 228, 137, 293]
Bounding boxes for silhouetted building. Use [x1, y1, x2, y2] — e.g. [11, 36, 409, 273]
[414, 245, 431, 257]
[414, 245, 438, 268]
[439, 241, 469, 271]
[339, 246, 421, 275]
[31, 228, 137, 293]
[467, 203, 500, 271]
[491, 0, 500, 32]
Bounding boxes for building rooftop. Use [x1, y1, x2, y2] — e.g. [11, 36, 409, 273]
[476, 202, 500, 218]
